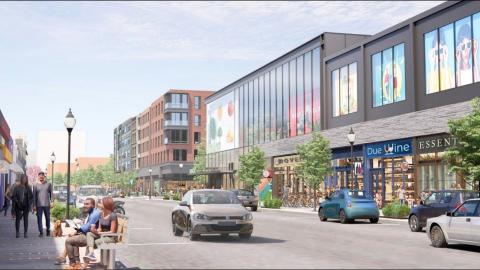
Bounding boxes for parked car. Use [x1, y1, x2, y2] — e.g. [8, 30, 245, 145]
[171, 189, 253, 241]
[427, 198, 480, 248]
[408, 190, 480, 232]
[76, 185, 107, 209]
[53, 184, 76, 205]
[231, 189, 258, 211]
[318, 189, 379, 224]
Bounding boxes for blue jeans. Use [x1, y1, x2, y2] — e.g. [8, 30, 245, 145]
[36, 206, 51, 233]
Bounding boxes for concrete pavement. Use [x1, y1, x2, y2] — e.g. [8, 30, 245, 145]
[116, 198, 480, 269]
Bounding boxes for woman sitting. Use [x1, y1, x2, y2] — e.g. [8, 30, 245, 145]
[84, 197, 118, 263]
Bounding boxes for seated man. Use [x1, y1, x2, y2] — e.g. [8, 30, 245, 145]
[56, 198, 100, 268]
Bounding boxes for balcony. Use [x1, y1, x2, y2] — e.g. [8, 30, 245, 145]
[164, 102, 188, 111]
[164, 120, 188, 128]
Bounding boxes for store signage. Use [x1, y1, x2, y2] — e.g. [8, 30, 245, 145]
[273, 154, 301, 173]
[366, 138, 412, 159]
[0, 110, 11, 141]
[416, 134, 458, 154]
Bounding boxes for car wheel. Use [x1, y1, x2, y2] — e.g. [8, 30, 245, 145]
[251, 206, 258, 211]
[172, 220, 183, 236]
[318, 208, 327, 222]
[370, 217, 379, 224]
[409, 215, 422, 232]
[239, 233, 251, 240]
[430, 225, 447, 248]
[188, 219, 200, 241]
[339, 209, 348, 224]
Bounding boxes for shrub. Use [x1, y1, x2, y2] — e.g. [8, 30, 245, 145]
[382, 201, 410, 218]
[172, 192, 181, 201]
[263, 198, 282, 209]
[163, 193, 170, 200]
[51, 202, 81, 221]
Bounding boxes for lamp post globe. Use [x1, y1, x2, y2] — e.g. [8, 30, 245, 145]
[347, 127, 356, 189]
[50, 152, 56, 195]
[64, 108, 76, 220]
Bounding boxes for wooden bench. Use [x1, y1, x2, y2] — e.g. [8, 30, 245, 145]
[97, 214, 129, 269]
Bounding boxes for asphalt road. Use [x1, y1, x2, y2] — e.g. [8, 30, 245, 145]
[117, 198, 480, 269]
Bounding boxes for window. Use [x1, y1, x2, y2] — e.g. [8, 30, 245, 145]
[173, 149, 187, 161]
[265, 72, 271, 142]
[425, 13, 480, 94]
[372, 43, 406, 107]
[194, 132, 200, 144]
[253, 78, 258, 145]
[454, 200, 479, 217]
[194, 115, 201, 127]
[248, 81, 254, 145]
[297, 55, 304, 135]
[276, 66, 283, 140]
[168, 130, 188, 143]
[312, 48, 321, 131]
[282, 63, 289, 138]
[259, 75, 265, 144]
[332, 62, 358, 117]
[239, 85, 244, 147]
[289, 59, 297, 137]
[194, 96, 201, 110]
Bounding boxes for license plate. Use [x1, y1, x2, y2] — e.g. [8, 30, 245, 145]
[218, 221, 236, 226]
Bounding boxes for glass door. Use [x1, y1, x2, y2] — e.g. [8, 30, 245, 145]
[371, 169, 385, 200]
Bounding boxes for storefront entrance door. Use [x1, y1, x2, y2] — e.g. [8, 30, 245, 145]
[371, 168, 385, 200]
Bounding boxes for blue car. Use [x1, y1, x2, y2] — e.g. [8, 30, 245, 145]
[318, 189, 379, 224]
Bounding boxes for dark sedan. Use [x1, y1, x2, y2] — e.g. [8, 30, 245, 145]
[408, 189, 479, 232]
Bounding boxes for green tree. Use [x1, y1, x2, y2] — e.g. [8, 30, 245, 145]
[192, 142, 207, 185]
[53, 173, 66, 185]
[444, 97, 480, 191]
[238, 147, 266, 191]
[297, 132, 333, 211]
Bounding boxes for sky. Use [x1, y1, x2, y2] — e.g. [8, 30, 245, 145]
[0, 1, 443, 157]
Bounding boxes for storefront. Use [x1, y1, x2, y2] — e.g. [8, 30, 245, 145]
[327, 145, 364, 190]
[365, 138, 414, 202]
[415, 133, 464, 191]
[272, 154, 307, 197]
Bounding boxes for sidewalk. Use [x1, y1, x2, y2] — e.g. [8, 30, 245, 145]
[0, 212, 63, 269]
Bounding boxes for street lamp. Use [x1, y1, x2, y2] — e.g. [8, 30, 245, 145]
[50, 152, 56, 192]
[347, 127, 356, 189]
[179, 163, 184, 188]
[149, 168, 152, 200]
[64, 108, 76, 219]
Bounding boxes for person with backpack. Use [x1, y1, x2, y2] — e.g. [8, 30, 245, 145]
[11, 175, 33, 238]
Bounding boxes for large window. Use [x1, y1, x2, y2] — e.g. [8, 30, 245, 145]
[259, 75, 265, 144]
[253, 78, 259, 145]
[312, 48, 321, 131]
[239, 86, 244, 148]
[167, 130, 188, 144]
[249, 81, 254, 145]
[372, 43, 405, 107]
[332, 62, 358, 117]
[425, 13, 480, 94]
[270, 69, 277, 141]
[173, 149, 187, 161]
[297, 55, 304, 135]
[304, 51, 312, 133]
[282, 63, 289, 138]
[194, 96, 201, 110]
[265, 72, 271, 142]
[289, 59, 297, 137]
[276, 66, 283, 139]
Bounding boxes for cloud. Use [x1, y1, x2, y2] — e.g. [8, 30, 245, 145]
[0, 1, 443, 63]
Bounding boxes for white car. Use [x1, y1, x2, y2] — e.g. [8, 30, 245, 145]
[76, 185, 107, 209]
[427, 198, 480, 248]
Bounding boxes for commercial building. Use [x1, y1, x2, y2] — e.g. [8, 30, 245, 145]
[205, 1, 480, 201]
[114, 89, 213, 194]
[0, 110, 13, 209]
[113, 117, 136, 172]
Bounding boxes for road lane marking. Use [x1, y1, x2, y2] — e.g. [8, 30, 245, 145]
[128, 242, 191, 246]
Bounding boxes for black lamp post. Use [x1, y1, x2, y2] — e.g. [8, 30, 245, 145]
[64, 108, 76, 219]
[50, 152, 56, 192]
[149, 168, 152, 200]
[347, 127, 356, 189]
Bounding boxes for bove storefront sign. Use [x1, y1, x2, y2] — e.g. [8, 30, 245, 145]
[366, 138, 413, 159]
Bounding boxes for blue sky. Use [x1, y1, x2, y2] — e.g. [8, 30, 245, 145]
[0, 1, 442, 157]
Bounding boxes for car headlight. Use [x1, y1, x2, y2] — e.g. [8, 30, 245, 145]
[193, 213, 208, 220]
[242, 213, 253, 221]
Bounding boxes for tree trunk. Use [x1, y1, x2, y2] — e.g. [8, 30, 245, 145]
[313, 187, 317, 212]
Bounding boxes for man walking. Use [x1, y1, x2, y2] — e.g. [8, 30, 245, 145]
[33, 171, 53, 237]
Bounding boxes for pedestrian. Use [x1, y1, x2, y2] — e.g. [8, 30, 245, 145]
[3, 181, 14, 217]
[33, 171, 53, 237]
[11, 175, 33, 238]
[397, 187, 406, 205]
[375, 192, 383, 208]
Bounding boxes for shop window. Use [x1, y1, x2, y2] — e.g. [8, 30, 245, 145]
[332, 62, 357, 117]
[372, 43, 406, 107]
[425, 12, 480, 94]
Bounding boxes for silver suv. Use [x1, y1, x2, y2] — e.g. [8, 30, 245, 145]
[232, 189, 258, 211]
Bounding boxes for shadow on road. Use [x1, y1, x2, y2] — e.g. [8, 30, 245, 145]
[447, 244, 480, 253]
[195, 235, 286, 244]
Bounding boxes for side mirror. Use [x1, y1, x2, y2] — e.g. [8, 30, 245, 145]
[179, 201, 190, 207]
[446, 211, 453, 217]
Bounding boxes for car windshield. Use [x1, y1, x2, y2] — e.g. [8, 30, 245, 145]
[347, 190, 372, 199]
[237, 190, 253, 196]
[463, 191, 480, 200]
[192, 191, 241, 204]
[54, 186, 68, 192]
[78, 187, 106, 196]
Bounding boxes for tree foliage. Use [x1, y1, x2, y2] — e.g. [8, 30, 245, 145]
[238, 147, 266, 190]
[297, 132, 333, 210]
[444, 97, 480, 190]
[192, 142, 207, 183]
